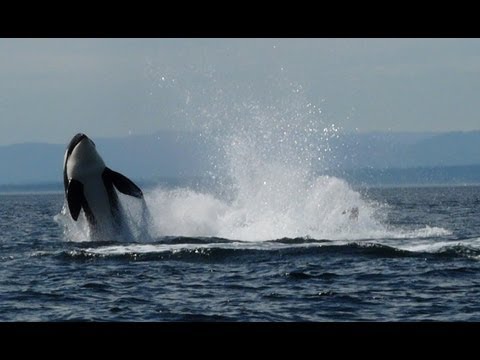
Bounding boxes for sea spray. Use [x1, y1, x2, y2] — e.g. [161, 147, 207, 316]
[56, 75, 451, 242]
[54, 202, 92, 242]
[142, 94, 391, 241]
[143, 88, 453, 241]
[145, 176, 387, 241]
[54, 194, 155, 243]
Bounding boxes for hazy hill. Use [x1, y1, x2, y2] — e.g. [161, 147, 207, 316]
[406, 131, 480, 167]
[0, 143, 63, 184]
[324, 131, 480, 169]
[0, 131, 209, 186]
[0, 130, 479, 187]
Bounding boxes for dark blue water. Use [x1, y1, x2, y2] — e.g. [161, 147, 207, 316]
[1, 185, 480, 321]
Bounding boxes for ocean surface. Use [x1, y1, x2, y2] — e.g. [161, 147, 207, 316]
[1, 184, 480, 322]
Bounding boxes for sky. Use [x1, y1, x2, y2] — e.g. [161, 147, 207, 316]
[1, 38, 480, 146]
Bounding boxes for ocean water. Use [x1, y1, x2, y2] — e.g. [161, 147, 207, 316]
[3, 91, 480, 323]
[1, 184, 480, 322]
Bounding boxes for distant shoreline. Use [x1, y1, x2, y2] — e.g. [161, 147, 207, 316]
[0, 183, 63, 194]
[1, 178, 480, 195]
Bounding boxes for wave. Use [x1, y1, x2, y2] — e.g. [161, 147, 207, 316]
[40, 236, 480, 262]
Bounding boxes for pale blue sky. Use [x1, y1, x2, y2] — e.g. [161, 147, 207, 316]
[1, 38, 479, 145]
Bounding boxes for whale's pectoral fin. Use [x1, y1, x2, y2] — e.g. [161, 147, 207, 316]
[67, 179, 84, 221]
[103, 167, 144, 199]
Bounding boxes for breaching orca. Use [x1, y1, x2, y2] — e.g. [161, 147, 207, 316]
[63, 133, 145, 241]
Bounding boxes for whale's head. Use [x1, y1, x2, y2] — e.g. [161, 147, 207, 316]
[63, 133, 105, 191]
[66, 133, 97, 159]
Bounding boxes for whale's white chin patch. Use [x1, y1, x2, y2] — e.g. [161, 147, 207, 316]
[66, 140, 105, 181]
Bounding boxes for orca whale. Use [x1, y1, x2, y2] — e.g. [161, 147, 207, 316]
[63, 133, 145, 240]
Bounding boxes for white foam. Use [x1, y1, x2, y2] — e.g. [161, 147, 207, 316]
[145, 175, 386, 241]
[393, 237, 480, 253]
[81, 240, 323, 256]
[54, 203, 91, 242]
[388, 226, 453, 239]
[54, 194, 154, 243]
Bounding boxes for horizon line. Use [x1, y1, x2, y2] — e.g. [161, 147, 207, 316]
[1, 128, 480, 147]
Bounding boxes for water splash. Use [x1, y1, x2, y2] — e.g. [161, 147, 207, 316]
[54, 194, 154, 243]
[54, 203, 90, 242]
[142, 94, 450, 241]
[56, 78, 451, 243]
[146, 177, 384, 241]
